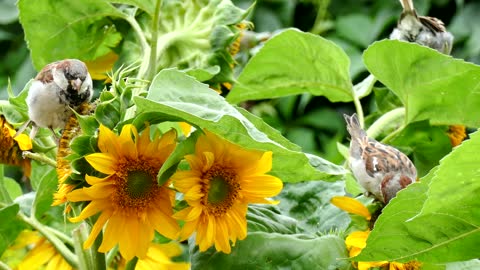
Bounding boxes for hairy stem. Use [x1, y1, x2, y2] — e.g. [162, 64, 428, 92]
[22, 151, 56, 167]
[146, 0, 163, 81]
[18, 212, 78, 268]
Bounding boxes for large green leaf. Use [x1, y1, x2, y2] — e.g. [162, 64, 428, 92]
[18, 0, 124, 70]
[227, 28, 353, 104]
[33, 168, 58, 220]
[275, 181, 350, 234]
[363, 40, 480, 127]
[190, 233, 351, 270]
[0, 204, 26, 257]
[357, 130, 480, 263]
[135, 69, 346, 183]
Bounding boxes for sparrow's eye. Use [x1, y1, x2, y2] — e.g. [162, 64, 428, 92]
[65, 72, 76, 80]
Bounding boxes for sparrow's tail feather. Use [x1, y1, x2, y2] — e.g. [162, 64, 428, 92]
[344, 113, 366, 139]
[400, 0, 415, 13]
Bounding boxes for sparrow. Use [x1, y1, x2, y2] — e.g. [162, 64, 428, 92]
[19, 59, 93, 138]
[390, 0, 454, 54]
[344, 114, 417, 204]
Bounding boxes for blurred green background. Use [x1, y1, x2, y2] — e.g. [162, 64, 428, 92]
[1, 0, 477, 164]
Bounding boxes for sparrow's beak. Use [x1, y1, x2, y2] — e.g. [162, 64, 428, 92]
[71, 78, 83, 91]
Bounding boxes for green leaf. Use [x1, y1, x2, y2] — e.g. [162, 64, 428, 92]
[108, 0, 155, 16]
[95, 101, 121, 130]
[390, 121, 452, 176]
[157, 130, 202, 186]
[190, 233, 351, 270]
[373, 87, 403, 114]
[357, 130, 480, 263]
[18, 0, 124, 70]
[364, 40, 480, 127]
[246, 205, 299, 234]
[3, 177, 22, 201]
[0, 204, 25, 257]
[32, 168, 57, 219]
[227, 28, 353, 104]
[275, 181, 350, 233]
[135, 69, 346, 183]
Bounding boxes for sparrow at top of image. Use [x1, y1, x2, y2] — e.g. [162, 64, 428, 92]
[390, 0, 454, 54]
[344, 114, 417, 204]
[17, 59, 93, 138]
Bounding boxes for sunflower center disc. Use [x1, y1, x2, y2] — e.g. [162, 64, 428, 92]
[126, 170, 154, 199]
[207, 176, 230, 204]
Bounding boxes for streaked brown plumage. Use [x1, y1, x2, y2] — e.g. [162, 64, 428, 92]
[390, 0, 453, 54]
[344, 114, 417, 204]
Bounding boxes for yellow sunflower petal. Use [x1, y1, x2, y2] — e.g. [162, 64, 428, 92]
[148, 207, 180, 240]
[83, 210, 112, 249]
[85, 153, 116, 175]
[85, 174, 109, 185]
[13, 133, 33, 151]
[241, 175, 283, 198]
[68, 200, 108, 222]
[214, 217, 231, 253]
[345, 230, 370, 249]
[97, 125, 121, 157]
[118, 124, 138, 159]
[331, 196, 371, 220]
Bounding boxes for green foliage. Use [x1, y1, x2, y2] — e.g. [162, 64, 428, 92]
[1, 0, 480, 269]
[227, 29, 353, 104]
[364, 40, 480, 126]
[135, 69, 347, 183]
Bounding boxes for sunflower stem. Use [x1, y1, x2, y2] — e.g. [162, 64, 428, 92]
[22, 151, 56, 167]
[106, 245, 119, 267]
[366, 107, 406, 140]
[73, 223, 106, 270]
[92, 225, 107, 270]
[351, 88, 365, 129]
[146, 0, 163, 82]
[125, 257, 138, 270]
[17, 212, 78, 268]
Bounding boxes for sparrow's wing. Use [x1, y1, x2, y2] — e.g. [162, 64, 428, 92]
[419, 16, 447, 33]
[361, 139, 416, 178]
[35, 62, 56, 84]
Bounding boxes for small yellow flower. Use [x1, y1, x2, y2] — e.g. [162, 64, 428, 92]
[447, 125, 467, 147]
[0, 116, 32, 176]
[5, 230, 73, 270]
[67, 124, 180, 260]
[172, 130, 283, 253]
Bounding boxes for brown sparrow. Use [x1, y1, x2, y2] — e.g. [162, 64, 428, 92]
[344, 114, 417, 204]
[390, 0, 453, 54]
[19, 59, 93, 138]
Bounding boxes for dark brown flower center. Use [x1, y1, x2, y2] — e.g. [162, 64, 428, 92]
[202, 165, 240, 216]
[113, 159, 162, 211]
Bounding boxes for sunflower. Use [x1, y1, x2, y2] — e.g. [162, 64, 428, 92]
[4, 230, 73, 270]
[0, 115, 32, 176]
[67, 124, 180, 260]
[172, 130, 283, 253]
